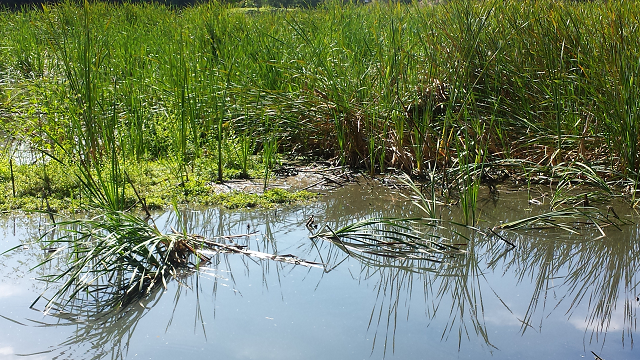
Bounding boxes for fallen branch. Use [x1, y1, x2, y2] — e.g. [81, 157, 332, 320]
[194, 236, 325, 268]
[172, 230, 324, 269]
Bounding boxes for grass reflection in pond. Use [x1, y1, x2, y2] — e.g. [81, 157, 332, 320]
[0, 183, 639, 359]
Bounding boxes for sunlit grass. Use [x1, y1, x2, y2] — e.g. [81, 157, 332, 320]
[0, 156, 312, 212]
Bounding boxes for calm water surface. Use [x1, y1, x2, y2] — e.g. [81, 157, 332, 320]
[1, 182, 639, 359]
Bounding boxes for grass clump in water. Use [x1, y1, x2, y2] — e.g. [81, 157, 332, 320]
[29, 209, 196, 313]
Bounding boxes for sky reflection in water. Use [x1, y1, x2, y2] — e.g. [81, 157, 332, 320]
[0, 183, 639, 360]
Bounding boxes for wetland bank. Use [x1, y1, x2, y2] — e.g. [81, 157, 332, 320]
[1, 0, 640, 359]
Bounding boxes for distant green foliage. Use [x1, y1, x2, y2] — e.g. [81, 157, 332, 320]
[1, 0, 324, 10]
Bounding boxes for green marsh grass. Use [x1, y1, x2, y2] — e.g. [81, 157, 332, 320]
[4, 0, 640, 189]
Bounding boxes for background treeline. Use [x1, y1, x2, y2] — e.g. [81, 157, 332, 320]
[1, 0, 332, 9]
[3, 1, 207, 8]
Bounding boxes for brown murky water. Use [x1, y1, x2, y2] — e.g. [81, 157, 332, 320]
[0, 181, 638, 359]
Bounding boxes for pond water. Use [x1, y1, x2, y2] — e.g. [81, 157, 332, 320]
[1, 182, 639, 360]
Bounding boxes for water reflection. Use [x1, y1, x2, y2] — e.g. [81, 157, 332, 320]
[358, 201, 639, 356]
[0, 186, 638, 359]
[356, 233, 505, 355]
[501, 225, 640, 346]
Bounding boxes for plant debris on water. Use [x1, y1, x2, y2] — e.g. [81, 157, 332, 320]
[310, 217, 467, 265]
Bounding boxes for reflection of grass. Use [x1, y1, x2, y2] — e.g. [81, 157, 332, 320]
[8, 207, 302, 360]
[30, 208, 201, 313]
[19, 270, 189, 360]
[4, 184, 638, 356]
[314, 174, 636, 354]
[347, 226, 501, 355]
[498, 207, 629, 238]
[501, 227, 640, 346]
[308, 185, 503, 353]
[20, 190, 315, 315]
[342, 213, 638, 354]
